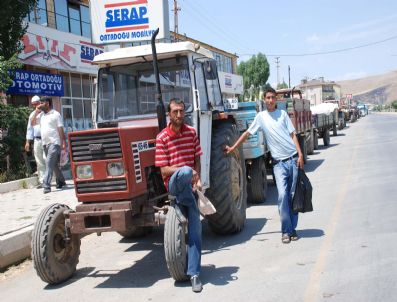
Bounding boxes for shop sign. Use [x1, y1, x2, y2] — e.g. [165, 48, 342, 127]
[19, 23, 105, 74]
[90, 0, 170, 44]
[218, 72, 243, 95]
[7, 70, 64, 96]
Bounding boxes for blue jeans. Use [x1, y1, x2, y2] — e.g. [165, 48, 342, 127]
[273, 158, 299, 236]
[43, 144, 65, 190]
[168, 166, 202, 277]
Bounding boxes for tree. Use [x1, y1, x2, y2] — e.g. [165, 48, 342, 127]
[237, 53, 270, 92]
[0, 0, 36, 93]
[0, 0, 36, 60]
[391, 100, 397, 110]
[277, 80, 288, 90]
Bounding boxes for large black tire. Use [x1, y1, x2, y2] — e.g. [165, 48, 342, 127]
[333, 122, 338, 136]
[313, 131, 319, 150]
[298, 135, 307, 163]
[118, 226, 152, 239]
[307, 129, 314, 155]
[164, 206, 188, 281]
[205, 122, 247, 234]
[248, 157, 268, 204]
[323, 128, 330, 146]
[31, 203, 81, 284]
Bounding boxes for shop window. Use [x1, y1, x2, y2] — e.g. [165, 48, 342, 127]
[82, 75, 92, 98]
[71, 75, 82, 98]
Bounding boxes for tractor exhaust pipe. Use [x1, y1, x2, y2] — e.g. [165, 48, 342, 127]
[151, 28, 167, 131]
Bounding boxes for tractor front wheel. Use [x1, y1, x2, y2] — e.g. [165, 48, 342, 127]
[164, 206, 188, 281]
[31, 203, 80, 284]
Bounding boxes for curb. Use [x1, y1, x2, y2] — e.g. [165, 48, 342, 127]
[0, 226, 33, 269]
[0, 177, 38, 194]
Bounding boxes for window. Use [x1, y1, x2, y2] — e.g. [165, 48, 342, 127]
[61, 73, 95, 133]
[54, 0, 69, 32]
[68, 4, 81, 36]
[54, 0, 91, 37]
[28, 0, 47, 26]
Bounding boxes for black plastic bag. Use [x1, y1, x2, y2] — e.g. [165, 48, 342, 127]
[292, 169, 313, 214]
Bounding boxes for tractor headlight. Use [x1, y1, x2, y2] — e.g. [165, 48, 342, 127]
[107, 162, 124, 176]
[76, 164, 92, 179]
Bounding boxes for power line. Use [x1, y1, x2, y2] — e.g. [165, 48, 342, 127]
[238, 35, 397, 57]
[175, 0, 254, 55]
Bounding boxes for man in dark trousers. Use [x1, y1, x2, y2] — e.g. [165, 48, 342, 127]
[225, 87, 304, 244]
[32, 97, 66, 194]
[155, 98, 203, 292]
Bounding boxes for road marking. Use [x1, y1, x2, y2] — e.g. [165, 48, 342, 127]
[304, 127, 361, 302]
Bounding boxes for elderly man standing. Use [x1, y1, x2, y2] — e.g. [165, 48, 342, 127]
[25, 95, 45, 188]
[32, 97, 66, 194]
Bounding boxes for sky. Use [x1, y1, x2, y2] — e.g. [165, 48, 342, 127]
[167, 0, 397, 88]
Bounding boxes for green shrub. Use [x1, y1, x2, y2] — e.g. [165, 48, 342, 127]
[0, 102, 31, 182]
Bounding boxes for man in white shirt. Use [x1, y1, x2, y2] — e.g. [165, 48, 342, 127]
[32, 97, 66, 194]
[25, 95, 45, 188]
[225, 87, 304, 244]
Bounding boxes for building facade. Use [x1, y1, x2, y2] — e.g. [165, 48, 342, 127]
[7, 1, 242, 135]
[298, 77, 341, 106]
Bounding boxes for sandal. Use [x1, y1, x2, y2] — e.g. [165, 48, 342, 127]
[282, 234, 291, 244]
[290, 231, 299, 241]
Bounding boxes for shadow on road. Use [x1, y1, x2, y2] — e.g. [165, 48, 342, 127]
[298, 228, 324, 238]
[317, 143, 339, 150]
[304, 159, 324, 172]
[174, 264, 239, 288]
[49, 215, 266, 289]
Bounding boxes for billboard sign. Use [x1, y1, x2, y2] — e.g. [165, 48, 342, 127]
[90, 0, 170, 44]
[19, 23, 105, 75]
[7, 70, 64, 96]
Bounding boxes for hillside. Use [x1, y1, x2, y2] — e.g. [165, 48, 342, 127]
[337, 70, 397, 105]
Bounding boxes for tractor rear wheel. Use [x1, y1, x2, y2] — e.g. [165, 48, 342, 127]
[313, 131, 319, 150]
[205, 122, 247, 234]
[323, 128, 330, 146]
[164, 206, 188, 281]
[31, 203, 80, 284]
[248, 157, 268, 204]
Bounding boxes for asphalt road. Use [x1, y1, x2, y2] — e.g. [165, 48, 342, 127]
[1, 113, 396, 302]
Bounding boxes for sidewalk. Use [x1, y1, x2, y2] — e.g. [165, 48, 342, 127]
[0, 179, 78, 269]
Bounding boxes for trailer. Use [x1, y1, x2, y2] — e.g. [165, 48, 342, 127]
[276, 88, 314, 163]
[311, 103, 339, 147]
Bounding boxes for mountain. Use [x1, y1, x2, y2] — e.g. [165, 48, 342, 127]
[337, 70, 397, 105]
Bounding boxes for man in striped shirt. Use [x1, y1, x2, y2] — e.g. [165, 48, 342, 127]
[155, 98, 203, 292]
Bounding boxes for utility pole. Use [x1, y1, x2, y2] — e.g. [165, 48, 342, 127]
[288, 65, 291, 88]
[275, 57, 280, 87]
[173, 0, 181, 42]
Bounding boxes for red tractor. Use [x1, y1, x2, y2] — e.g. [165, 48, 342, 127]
[31, 34, 248, 284]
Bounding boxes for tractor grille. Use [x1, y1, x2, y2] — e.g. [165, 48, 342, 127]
[76, 178, 127, 194]
[70, 131, 122, 162]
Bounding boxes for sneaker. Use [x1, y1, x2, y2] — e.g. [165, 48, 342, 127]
[56, 181, 66, 189]
[281, 234, 291, 244]
[190, 275, 203, 293]
[290, 231, 299, 241]
[43, 188, 51, 194]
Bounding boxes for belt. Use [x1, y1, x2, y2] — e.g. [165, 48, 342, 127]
[34, 136, 41, 140]
[273, 153, 298, 165]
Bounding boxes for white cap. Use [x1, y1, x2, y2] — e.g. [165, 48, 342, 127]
[31, 95, 40, 104]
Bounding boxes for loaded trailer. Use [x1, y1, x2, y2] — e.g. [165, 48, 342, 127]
[276, 88, 314, 163]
